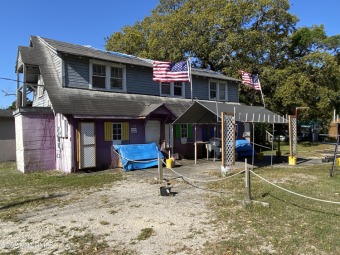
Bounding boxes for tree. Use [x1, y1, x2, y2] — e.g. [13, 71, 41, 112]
[105, 0, 340, 126]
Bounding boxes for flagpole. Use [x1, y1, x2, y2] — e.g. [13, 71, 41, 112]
[258, 76, 265, 108]
[187, 57, 193, 101]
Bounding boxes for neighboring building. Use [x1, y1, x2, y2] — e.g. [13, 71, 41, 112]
[15, 36, 284, 173]
[0, 109, 15, 162]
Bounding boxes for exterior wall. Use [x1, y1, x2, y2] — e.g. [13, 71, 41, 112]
[64, 55, 89, 88]
[0, 117, 16, 162]
[190, 76, 209, 100]
[126, 65, 160, 95]
[172, 124, 207, 159]
[32, 90, 50, 107]
[62, 55, 239, 102]
[14, 109, 56, 173]
[228, 82, 239, 102]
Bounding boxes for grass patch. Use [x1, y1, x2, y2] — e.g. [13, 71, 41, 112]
[0, 162, 123, 221]
[205, 164, 340, 254]
[137, 228, 155, 241]
[262, 142, 334, 158]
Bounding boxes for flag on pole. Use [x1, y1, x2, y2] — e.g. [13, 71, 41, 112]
[153, 61, 190, 82]
[240, 70, 262, 91]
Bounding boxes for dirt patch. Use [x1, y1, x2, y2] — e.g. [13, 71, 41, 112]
[0, 165, 225, 254]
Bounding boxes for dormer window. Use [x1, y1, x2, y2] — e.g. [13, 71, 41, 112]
[92, 64, 106, 88]
[209, 80, 228, 101]
[90, 60, 126, 91]
[160, 81, 185, 97]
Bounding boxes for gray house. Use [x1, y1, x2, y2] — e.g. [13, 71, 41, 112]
[0, 109, 15, 162]
[14, 36, 285, 173]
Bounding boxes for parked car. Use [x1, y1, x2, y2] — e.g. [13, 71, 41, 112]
[273, 131, 288, 142]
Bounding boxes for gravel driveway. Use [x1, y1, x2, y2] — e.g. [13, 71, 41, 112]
[0, 160, 233, 254]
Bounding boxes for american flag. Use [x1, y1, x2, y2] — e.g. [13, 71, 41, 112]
[240, 70, 261, 91]
[153, 60, 190, 82]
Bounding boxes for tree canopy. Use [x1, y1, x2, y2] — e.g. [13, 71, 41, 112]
[105, 0, 340, 128]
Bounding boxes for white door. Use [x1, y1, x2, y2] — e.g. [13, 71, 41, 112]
[145, 120, 160, 144]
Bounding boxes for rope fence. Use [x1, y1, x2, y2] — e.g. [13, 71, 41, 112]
[113, 148, 340, 205]
[250, 170, 340, 205]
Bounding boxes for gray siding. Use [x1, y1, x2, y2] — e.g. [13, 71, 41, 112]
[126, 65, 159, 95]
[228, 82, 239, 102]
[64, 56, 89, 88]
[51, 52, 62, 83]
[32, 90, 50, 107]
[61, 55, 239, 102]
[192, 76, 210, 100]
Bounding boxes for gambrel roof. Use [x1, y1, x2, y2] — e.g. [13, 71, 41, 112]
[15, 36, 286, 123]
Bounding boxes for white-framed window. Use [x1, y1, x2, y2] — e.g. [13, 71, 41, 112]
[209, 80, 228, 101]
[160, 82, 185, 97]
[209, 82, 217, 99]
[90, 60, 126, 91]
[219, 83, 227, 101]
[112, 123, 122, 145]
[180, 124, 188, 138]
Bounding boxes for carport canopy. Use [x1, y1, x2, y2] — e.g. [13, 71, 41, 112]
[173, 101, 288, 124]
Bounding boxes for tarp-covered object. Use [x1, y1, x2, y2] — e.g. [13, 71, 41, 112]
[235, 140, 256, 157]
[114, 143, 164, 171]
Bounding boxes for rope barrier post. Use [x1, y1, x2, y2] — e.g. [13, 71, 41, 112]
[245, 158, 252, 202]
[158, 155, 163, 182]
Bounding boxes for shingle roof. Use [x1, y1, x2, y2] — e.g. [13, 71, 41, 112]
[0, 109, 14, 118]
[16, 36, 194, 117]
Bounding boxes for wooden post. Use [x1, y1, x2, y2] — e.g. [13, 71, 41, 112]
[221, 112, 225, 169]
[245, 158, 251, 202]
[331, 123, 339, 177]
[158, 155, 163, 182]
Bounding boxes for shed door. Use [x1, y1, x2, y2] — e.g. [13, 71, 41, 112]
[145, 120, 160, 144]
[78, 122, 96, 169]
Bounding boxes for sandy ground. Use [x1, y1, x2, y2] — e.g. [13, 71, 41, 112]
[0, 160, 232, 255]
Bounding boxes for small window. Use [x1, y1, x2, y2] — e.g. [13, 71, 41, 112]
[92, 64, 106, 88]
[160, 82, 185, 97]
[111, 67, 123, 90]
[219, 83, 226, 100]
[112, 123, 122, 144]
[210, 82, 217, 99]
[174, 82, 183, 96]
[161, 82, 171, 95]
[180, 124, 188, 138]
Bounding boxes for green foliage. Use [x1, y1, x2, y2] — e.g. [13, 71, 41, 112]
[105, 0, 340, 126]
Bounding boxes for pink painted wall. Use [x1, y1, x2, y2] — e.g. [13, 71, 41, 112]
[20, 113, 56, 172]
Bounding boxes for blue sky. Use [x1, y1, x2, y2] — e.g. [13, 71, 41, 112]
[0, 0, 339, 108]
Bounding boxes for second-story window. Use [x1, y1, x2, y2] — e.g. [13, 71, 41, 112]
[161, 82, 171, 95]
[90, 60, 126, 91]
[92, 64, 106, 88]
[210, 82, 217, 99]
[209, 81, 228, 101]
[160, 82, 185, 97]
[111, 67, 123, 90]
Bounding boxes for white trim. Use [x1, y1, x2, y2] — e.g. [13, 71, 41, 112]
[209, 80, 229, 102]
[159, 81, 186, 98]
[89, 59, 126, 92]
[112, 122, 122, 145]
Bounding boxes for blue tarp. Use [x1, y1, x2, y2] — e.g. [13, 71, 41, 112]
[114, 143, 164, 171]
[235, 140, 256, 157]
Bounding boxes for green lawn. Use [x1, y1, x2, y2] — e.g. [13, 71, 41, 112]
[0, 162, 123, 221]
[205, 163, 340, 255]
[261, 141, 335, 158]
